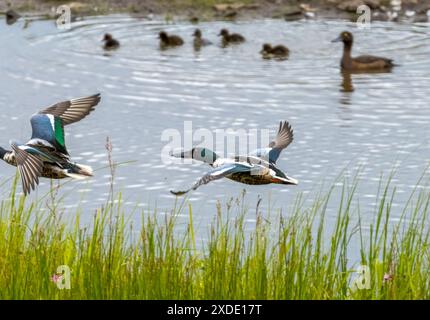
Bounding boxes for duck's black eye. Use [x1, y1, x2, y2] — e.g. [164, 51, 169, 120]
[201, 149, 206, 157]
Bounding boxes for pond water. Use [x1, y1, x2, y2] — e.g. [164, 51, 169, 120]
[0, 15, 429, 232]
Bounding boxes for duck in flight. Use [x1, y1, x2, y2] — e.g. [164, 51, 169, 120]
[170, 121, 298, 195]
[0, 94, 101, 195]
[332, 31, 396, 72]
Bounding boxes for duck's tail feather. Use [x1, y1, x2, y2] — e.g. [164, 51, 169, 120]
[65, 163, 93, 179]
[75, 163, 93, 176]
[271, 175, 298, 185]
[65, 172, 88, 180]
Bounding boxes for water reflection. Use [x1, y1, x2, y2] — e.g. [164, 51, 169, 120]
[340, 71, 354, 93]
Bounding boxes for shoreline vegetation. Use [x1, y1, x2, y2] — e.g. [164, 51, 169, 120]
[1, 169, 430, 299]
[1, 0, 430, 23]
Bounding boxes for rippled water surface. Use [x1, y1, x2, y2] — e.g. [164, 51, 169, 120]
[0, 15, 429, 229]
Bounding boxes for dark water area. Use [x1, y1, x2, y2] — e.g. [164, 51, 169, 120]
[0, 15, 429, 240]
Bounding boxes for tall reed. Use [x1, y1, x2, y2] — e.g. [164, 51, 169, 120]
[0, 171, 429, 299]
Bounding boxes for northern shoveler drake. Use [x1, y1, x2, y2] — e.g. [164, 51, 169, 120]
[102, 33, 120, 50]
[0, 94, 101, 195]
[260, 43, 289, 60]
[332, 31, 396, 72]
[218, 28, 245, 46]
[159, 31, 184, 49]
[193, 29, 212, 50]
[170, 121, 298, 195]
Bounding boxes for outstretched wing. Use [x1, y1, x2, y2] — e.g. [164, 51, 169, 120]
[30, 114, 68, 155]
[249, 121, 294, 163]
[11, 143, 44, 195]
[269, 120, 294, 154]
[29, 94, 101, 155]
[170, 163, 252, 196]
[37, 93, 101, 126]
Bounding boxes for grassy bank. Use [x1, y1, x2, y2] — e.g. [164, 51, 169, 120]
[0, 171, 430, 300]
[5, 0, 430, 22]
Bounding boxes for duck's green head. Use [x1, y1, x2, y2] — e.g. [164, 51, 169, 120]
[171, 147, 218, 165]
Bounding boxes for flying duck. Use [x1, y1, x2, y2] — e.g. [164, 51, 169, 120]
[332, 31, 396, 71]
[0, 94, 101, 195]
[170, 121, 298, 195]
